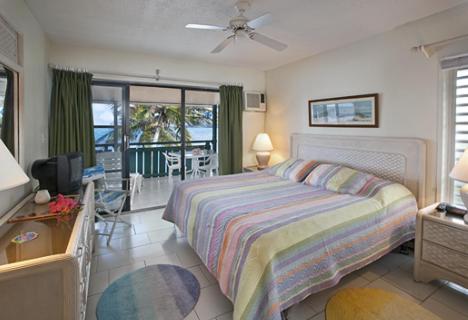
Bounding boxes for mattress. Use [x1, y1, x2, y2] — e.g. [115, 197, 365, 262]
[163, 171, 417, 320]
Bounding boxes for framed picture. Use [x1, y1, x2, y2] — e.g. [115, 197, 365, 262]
[308, 93, 379, 127]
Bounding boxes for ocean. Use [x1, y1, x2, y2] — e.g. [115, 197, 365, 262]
[187, 127, 215, 141]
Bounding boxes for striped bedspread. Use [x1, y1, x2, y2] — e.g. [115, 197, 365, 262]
[163, 171, 417, 320]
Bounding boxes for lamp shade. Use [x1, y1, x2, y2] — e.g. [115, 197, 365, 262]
[450, 149, 468, 183]
[0, 139, 29, 191]
[252, 133, 273, 152]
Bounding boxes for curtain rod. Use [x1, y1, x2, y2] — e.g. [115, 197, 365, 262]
[412, 33, 468, 58]
[48, 64, 243, 88]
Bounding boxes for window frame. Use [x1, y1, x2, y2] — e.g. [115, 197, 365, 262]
[91, 80, 220, 181]
[92, 99, 122, 152]
[440, 67, 468, 206]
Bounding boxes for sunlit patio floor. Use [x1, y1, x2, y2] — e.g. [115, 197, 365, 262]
[131, 176, 179, 210]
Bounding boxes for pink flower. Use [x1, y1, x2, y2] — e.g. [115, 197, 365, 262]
[49, 194, 78, 215]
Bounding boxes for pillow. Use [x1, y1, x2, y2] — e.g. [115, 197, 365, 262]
[353, 175, 394, 199]
[267, 158, 320, 182]
[304, 164, 387, 195]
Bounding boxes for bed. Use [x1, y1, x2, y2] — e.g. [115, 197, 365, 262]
[163, 134, 426, 320]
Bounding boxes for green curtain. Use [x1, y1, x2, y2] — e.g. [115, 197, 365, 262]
[49, 69, 96, 167]
[219, 85, 243, 175]
[1, 67, 15, 154]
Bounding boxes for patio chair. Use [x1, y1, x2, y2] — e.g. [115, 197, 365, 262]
[163, 152, 181, 178]
[94, 177, 132, 246]
[96, 151, 142, 203]
[95, 152, 134, 245]
[198, 153, 219, 177]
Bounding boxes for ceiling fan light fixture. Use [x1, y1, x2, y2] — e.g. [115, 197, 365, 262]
[186, 0, 287, 53]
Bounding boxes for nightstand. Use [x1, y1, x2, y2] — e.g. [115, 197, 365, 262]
[243, 165, 261, 172]
[414, 203, 468, 289]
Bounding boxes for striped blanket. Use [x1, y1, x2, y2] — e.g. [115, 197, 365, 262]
[163, 171, 417, 320]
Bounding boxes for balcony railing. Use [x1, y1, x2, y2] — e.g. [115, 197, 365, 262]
[96, 140, 216, 178]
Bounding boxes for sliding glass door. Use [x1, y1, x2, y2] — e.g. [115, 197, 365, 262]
[184, 90, 219, 178]
[91, 81, 219, 211]
[128, 85, 184, 209]
[91, 83, 133, 209]
[91, 83, 126, 179]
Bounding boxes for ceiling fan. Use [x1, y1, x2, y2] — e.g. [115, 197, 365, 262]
[185, 0, 287, 54]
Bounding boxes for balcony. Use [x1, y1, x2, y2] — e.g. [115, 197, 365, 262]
[96, 140, 217, 210]
[96, 139, 216, 178]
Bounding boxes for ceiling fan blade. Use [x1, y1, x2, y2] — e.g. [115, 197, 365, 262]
[249, 32, 287, 51]
[247, 13, 272, 29]
[185, 24, 225, 30]
[211, 35, 235, 54]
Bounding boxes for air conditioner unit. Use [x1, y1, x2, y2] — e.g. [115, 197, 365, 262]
[244, 91, 266, 112]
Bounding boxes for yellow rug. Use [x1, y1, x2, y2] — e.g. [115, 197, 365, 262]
[326, 288, 441, 320]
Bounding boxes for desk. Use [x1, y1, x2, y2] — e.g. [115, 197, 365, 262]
[0, 183, 95, 320]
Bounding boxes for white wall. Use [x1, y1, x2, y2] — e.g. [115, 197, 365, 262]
[49, 43, 266, 166]
[265, 3, 468, 205]
[0, 0, 49, 215]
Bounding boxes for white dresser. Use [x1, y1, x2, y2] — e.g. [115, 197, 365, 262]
[0, 183, 95, 320]
[414, 203, 468, 289]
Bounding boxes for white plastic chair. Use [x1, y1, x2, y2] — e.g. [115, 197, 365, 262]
[191, 154, 209, 178]
[163, 152, 181, 178]
[198, 153, 219, 177]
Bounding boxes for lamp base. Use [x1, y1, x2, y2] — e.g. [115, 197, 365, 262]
[256, 152, 270, 170]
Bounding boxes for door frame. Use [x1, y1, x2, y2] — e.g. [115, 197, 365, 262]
[92, 79, 219, 209]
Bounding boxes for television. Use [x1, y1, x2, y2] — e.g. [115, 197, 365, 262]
[31, 153, 84, 196]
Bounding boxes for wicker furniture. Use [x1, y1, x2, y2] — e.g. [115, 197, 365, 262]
[0, 183, 95, 320]
[414, 203, 468, 289]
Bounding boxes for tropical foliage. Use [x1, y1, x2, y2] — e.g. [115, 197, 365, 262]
[129, 104, 213, 143]
[93, 102, 215, 148]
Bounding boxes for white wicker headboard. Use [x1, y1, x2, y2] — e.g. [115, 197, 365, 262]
[290, 134, 427, 206]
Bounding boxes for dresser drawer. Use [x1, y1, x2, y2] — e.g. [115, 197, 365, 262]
[422, 240, 468, 277]
[423, 220, 468, 253]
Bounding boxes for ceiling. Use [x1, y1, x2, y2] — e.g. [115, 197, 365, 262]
[26, 0, 467, 70]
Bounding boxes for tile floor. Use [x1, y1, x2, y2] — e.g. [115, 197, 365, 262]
[131, 174, 214, 211]
[86, 209, 468, 320]
[131, 177, 177, 210]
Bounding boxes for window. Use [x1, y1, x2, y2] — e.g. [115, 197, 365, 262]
[129, 102, 183, 143]
[185, 90, 219, 150]
[185, 105, 216, 142]
[128, 86, 219, 150]
[91, 85, 123, 152]
[0, 72, 7, 133]
[451, 68, 468, 206]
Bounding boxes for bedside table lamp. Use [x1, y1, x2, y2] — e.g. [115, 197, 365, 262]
[0, 139, 29, 191]
[252, 133, 273, 169]
[449, 148, 468, 223]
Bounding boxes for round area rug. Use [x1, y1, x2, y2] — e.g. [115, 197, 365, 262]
[326, 288, 441, 320]
[96, 264, 200, 320]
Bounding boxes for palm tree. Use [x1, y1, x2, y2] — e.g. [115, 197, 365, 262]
[129, 103, 213, 145]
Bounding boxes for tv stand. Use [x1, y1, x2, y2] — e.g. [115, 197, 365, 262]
[0, 183, 95, 320]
